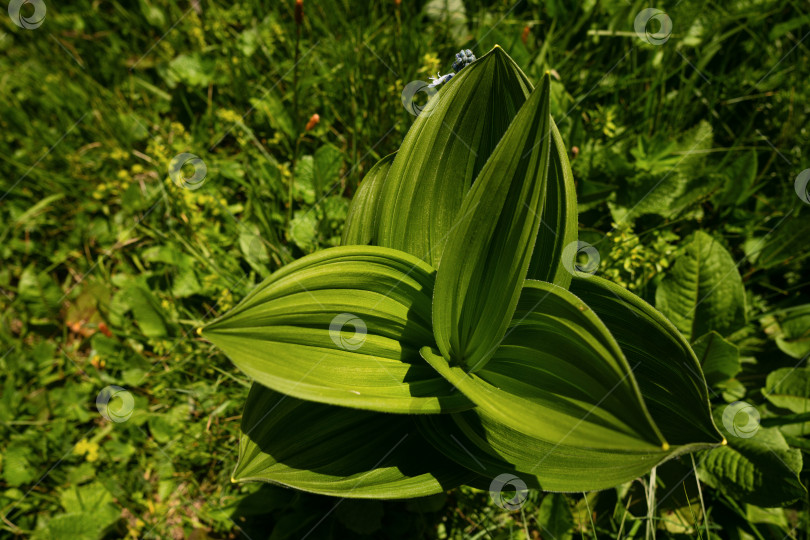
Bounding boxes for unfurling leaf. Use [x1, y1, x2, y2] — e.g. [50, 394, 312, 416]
[376, 46, 532, 267]
[433, 73, 552, 372]
[342, 153, 395, 246]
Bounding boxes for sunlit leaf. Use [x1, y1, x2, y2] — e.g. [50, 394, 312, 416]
[415, 281, 713, 492]
[527, 121, 578, 289]
[376, 46, 532, 266]
[203, 246, 471, 414]
[570, 275, 722, 446]
[763, 367, 810, 414]
[342, 153, 395, 246]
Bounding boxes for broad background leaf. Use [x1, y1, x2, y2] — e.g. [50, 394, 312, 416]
[656, 230, 746, 342]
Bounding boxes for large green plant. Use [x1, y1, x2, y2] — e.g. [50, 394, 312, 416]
[202, 46, 724, 497]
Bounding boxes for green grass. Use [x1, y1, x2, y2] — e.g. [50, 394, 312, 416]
[1, 0, 809, 538]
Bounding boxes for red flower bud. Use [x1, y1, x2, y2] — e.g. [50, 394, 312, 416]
[521, 25, 530, 44]
[305, 113, 320, 131]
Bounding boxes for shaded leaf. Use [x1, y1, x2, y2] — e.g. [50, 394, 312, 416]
[538, 493, 574, 540]
[692, 331, 741, 386]
[751, 211, 810, 270]
[714, 148, 757, 207]
[698, 408, 805, 507]
[233, 383, 476, 498]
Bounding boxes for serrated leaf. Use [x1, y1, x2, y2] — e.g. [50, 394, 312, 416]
[432, 73, 552, 372]
[655, 231, 746, 342]
[698, 408, 805, 507]
[202, 246, 470, 414]
[342, 153, 395, 246]
[570, 275, 722, 446]
[233, 383, 476, 498]
[376, 45, 532, 266]
[692, 331, 741, 386]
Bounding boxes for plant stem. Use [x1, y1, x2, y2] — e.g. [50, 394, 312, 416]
[288, 2, 302, 227]
[691, 453, 709, 538]
[646, 467, 657, 540]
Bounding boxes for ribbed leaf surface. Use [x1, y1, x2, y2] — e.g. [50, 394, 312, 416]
[570, 275, 723, 446]
[203, 246, 471, 414]
[376, 46, 532, 266]
[432, 74, 552, 372]
[234, 383, 476, 498]
[342, 153, 395, 246]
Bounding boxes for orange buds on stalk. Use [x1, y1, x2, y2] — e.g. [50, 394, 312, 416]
[295, 0, 303, 25]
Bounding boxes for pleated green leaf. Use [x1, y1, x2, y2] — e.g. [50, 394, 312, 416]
[233, 383, 476, 498]
[202, 246, 471, 414]
[376, 46, 532, 266]
[342, 153, 395, 246]
[570, 275, 723, 446]
[527, 121, 578, 289]
[432, 74, 553, 372]
[655, 230, 747, 342]
[413, 281, 710, 491]
[418, 407, 674, 493]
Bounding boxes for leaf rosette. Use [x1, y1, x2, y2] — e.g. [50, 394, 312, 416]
[203, 46, 724, 498]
